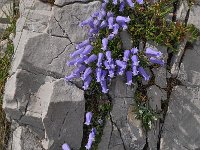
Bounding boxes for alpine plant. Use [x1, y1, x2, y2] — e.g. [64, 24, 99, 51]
[65, 0, 164, 94]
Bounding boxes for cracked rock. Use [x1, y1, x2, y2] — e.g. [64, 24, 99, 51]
[47, 1, 101, 43]
[54, 0, 89, 6]
[99, 77, 146, 150]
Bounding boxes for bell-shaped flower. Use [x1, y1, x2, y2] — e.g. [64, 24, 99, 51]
[104, 60, 110, 69]
[80, 17, 94, 27]
[97, 53, 104, 67]
[117, 66, 125, 75]
[98, 9, 106, 20]
[73, 65, 86, 75]
[101, 70, 107, 81]
[67, 57, 79, 66]
[132, 65, 138, 76]
[108, 69, 115, 78]
[126, 71, 133, 85]
[121, 22, 128, 30]
[96, 68, 102, 82]
[100, 80, 109, 93]
[84, 112, 93, 125]
[119, 1, 125, 12]
[149, 57, 165, 66]
[107, 11, 114, 18]
[81, 45, 93, 57]
[106, 51, 112, 63]
[85, 139, 93, 150]
[93, 20, 100, 27]
[108, 34, 115, 40]
[83, 75, 92, 90]
[74, 56, 88, 66]
[113, 0, 118, 5]
[137, 0, 144, 4]
[131, 55, 139, 66]
[126, 0, 134, 8]
[85, 54, 97, 64]
[113, 23, 120, 35]
[116, 60, 127, 69]
[138, 67, 150, 81]
[123, 50, 130, 62]
[131, 47, 138, 54]
[88, 28, 99, 37]
[82, 67, 92, 81]
[76, 39, 90, 49]
[65, 74, 76, 81]
[70, 47, 84, 58]
[104, 0, 109, 3]
[62, 143, 71, 150]
[92, 12, 99, 18]
[109, 60, 116, 69]
[85, 128, 96, 150]
[145, 47, 162, 58]
[116, 16, 131, 24]
[102, 38, 108, 51]
[108, 16, 114, 29]
[102, 3, 107, 9]
[100, 20, 107, 28]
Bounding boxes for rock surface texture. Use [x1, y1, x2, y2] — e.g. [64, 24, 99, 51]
[2, 0, 200, 150]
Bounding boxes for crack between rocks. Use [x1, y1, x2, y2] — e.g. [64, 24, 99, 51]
[53, 16, 73, 44]
[58, 111, 69, 138]
[53, 0, 99, 8]
[109, 113, 127, 150]
[49, 43, 72, 64]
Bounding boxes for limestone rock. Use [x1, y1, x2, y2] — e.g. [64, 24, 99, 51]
[99, 77, 146, 150]
[161, 86, 200, 150]
[54, 0, 88, 6]
[47, 1, 101, 43]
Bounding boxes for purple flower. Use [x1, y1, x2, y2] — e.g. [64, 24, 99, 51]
[131, 47, 138, 54]
[82, 67, 92, 80]
[74, 56, 88, 66]
[85, 128, 96, 150]
[108, 69, 115, 78]
[97, 53, 104, 67]
[98, 10, 106, 20]
[109, 60, 116, 69]
[108, 34, 115, 40]
[113, 23, 120, 35]
[81, 45, 93, 57]
[93, 20, 100, 27]
[62, 143, 71, 150]
[101, 70, 107, 81]
[113, 0, 118, 5]
[100, 80, 109, 93]
[96, 68, 102, 82]
[102, 38, 108, 51]
[121, 22, 128, 30]
[92, 12, 99, 18]
[116, 16, 131, 24]
[123, 50, 130, 62]
[76, 39, 90, 49]
[145, 47, 162, 58]
[137, 0, 144, 4]
[131, 55, 139, 66]
[126, 0, 134, 8]
[138, 67, 150, 81]
[84, 54, 97, 64]
[149, 57, 165, 66]
[106, 51, 112, 63]
[65, 74, 76, 81]
[116, 60, 127, 69]
[73, 65, 86, 75]
[107, 11, 114, 18]
[67, 57, 79, 66]
[70, 48, 84, 58]
[84, 112, 93, 125]
[119, 1, 125, 12]
[102, 3, 107, 9]
[126, 71, 133, 85]
[83, 75, 92, 90]
[80, 18, 93, 27]
[100, 20, 107, 28]
[108, 16, 114, 29]
[132, 65, 138, 76]
[88, 28, 99, 37]
[104, 60, 110, 69]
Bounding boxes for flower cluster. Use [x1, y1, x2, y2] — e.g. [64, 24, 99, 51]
[65, 0, 164, 93]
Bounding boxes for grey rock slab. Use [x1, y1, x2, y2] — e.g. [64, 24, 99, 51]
[8, 126, 43, 150]
[42, 79, 85, 150]
[47, 1, 101, 43]
[108, 77, 146, 150]
[160, 86, 200, 150]
[152, 67, 167, 88]
[188, 5, 200, 30]
[12, 31, 73, 78]
[176, 0, 189, 22]
[54, 0, 88, 6]
[120, 31, 133, 50]
[177, 37, 200, 86]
